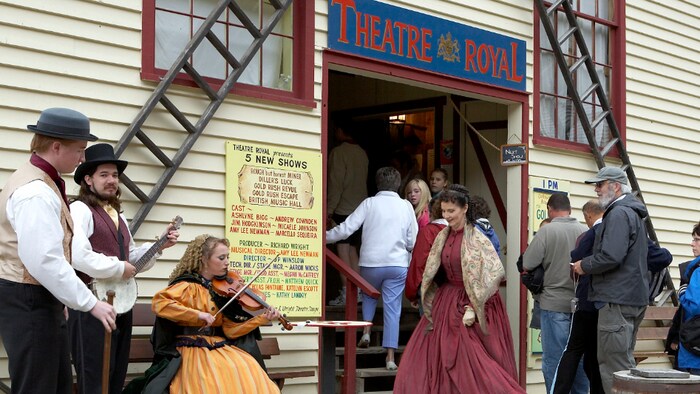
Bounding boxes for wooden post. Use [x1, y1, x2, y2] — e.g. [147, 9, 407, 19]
[102, 290, 115, 394]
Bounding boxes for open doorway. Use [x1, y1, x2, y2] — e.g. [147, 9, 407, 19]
[324, 68, 511, 300]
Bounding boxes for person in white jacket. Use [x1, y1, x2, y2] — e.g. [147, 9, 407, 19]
[326, 166, 417, 370]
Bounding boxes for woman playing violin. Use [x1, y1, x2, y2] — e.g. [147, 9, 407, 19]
[128, 234, 280, 394]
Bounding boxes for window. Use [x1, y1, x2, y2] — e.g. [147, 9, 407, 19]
[534, 0, 625, 151]
[142, 0, 314, 107]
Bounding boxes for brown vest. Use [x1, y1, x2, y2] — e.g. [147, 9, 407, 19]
[78, 204, 130, 283]
[0, 162, 73, 284]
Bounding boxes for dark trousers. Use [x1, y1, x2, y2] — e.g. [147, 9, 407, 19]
[552, 309, 605, 394]
[0, 279, 72, 394]
[69, 308, 133, 394]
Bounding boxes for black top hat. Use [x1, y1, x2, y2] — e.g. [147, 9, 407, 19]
[74, 143, 128, 184]
[27, 108, 98, 141]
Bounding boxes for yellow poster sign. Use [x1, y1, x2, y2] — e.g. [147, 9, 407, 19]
[225, 140, 322, 317]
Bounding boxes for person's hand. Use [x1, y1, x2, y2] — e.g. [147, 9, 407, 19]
[90, 301, 116, 332]
[160, 228, 180, 250]
[121, 261, 137, 280]
[198, 312, 215, 327]
[572, 260, 585, 275]
[63, 306, 69, 321]
[263, 307, 281, 321]
[670, 342, 679, 351]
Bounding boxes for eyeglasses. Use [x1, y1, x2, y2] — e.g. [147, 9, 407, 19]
[594, 180, 609, 188]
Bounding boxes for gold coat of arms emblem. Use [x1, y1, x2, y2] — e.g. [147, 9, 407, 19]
[438, 32, 460, 62]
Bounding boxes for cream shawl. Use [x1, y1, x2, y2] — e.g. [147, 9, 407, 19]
[421, 224, 504, 334]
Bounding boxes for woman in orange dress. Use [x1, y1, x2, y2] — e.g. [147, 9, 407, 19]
[144, 234, 281, 394]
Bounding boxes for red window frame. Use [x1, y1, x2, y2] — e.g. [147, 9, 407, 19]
[533, 0, 626, 153]
[141, 0, 315, 108]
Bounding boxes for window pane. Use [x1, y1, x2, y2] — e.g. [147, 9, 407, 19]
[155, 10, 189, 70]
[580, 0, 596, 16]
[540, 52, 556, 94]
[595, 24, 609, 64]
[599, 0, 612, 20]
[272, 37, 293, 91]
[539, 95, 556, 138]
[193, 19, 227, 79]
[229, 0, 260, 28]
[228, 25, 259, 85]
[193, 0, 225, 21]
[156, 0, 189, 13]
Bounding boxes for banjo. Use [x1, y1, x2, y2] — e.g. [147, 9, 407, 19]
[93, 216, 183, 314]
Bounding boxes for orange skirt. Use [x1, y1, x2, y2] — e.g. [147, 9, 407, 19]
[169, 336, 280, 394]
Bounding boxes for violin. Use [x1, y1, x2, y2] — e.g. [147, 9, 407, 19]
[212, 270, 293, 331]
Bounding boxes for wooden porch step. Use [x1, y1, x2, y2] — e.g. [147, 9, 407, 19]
[336, 345, 406, 356]
[336, 367, 398, 378]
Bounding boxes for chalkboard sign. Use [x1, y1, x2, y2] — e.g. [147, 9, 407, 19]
[500, 144, 528, 166]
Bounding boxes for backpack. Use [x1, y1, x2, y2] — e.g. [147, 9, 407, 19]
[680, 262, 700, 356]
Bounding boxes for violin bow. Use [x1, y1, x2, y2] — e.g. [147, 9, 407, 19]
[211, 253, 281, 320]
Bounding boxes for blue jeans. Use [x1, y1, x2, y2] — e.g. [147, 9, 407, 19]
[541, 310, 589, 394]
[359, 266, 407, 349]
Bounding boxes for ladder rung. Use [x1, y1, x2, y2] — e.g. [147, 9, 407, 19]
[119, 173, 149, 203]
[135, 130, 174, 167]
[159, 95, 196, 134]
[599, 137, 619, 157]
[546, 0, 566, 16]
[569, 55, 589, 75]
[182, 62, 219, 102]
[205, 31, 242, 70]
[228, 2, 262, 39]
[558, 26, 577, 47]
[580, 82, 599, 102]
[268, 0, 283, 10]
[591, 110, 610, 130]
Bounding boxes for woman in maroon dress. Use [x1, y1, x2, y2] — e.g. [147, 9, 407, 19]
[395, 185, 524, 393]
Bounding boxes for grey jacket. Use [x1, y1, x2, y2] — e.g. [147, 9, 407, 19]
[582, 194, 650, 306]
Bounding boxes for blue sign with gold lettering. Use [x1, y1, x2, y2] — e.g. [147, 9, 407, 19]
[328, 0, 526, 92]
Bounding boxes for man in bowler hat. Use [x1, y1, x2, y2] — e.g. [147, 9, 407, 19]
[0, 108, 117, 393]
[69, 143, 179, 394]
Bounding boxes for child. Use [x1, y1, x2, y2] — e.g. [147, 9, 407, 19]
[405, 179, 430, 229]
[429, 168, 449, 197]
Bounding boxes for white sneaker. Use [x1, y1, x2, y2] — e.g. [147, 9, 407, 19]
[329, 288, 346, 306]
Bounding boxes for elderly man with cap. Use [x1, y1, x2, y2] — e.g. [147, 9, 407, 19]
[69, 143, 179, 394]
[0, 108, 117, 393]
[572, 166, 649, 393]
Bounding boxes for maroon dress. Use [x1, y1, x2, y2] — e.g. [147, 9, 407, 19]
[394, 229, 525, 394]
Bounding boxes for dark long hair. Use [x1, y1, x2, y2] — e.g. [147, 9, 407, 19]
[73, 180, 123, 213]
[439, 184, 476, 224]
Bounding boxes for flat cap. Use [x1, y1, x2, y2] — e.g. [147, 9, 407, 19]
[584, 166, 628, 185]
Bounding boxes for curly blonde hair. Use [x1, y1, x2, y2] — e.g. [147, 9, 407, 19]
[169, 234, 230, 281]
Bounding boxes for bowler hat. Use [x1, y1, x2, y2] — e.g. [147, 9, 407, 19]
[584, 166, 628, 185]
[27, 108, 98, 141]
[73, 143, 128, 184]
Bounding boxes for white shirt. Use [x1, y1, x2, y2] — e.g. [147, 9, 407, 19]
[6, 180, 97, 311]
[71, 200, 158, 280]
[326, 191, 418, 268]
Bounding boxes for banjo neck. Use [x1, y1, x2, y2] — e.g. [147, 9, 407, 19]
[134, 216, 183, 274]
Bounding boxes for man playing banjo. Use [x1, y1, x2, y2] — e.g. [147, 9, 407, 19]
[69, 143, 179, 394]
